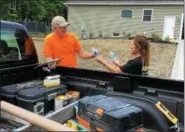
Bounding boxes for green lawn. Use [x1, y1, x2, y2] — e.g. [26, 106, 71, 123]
[1, 34, 18, 47]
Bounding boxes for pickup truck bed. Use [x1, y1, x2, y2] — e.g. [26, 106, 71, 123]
[0, 20, 184, 132]
[0, 65, 184, 131]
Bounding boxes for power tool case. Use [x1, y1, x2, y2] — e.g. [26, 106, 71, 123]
[77, 95, 143, 132]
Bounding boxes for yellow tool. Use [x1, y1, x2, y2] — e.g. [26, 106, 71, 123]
[155, 101, 178, 125]
[66, 120, 89, 131]
[66, 120, 78, 130]
[44, 75, 61, 87]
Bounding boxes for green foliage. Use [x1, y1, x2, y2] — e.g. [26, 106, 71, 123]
[164, 36, 170, 42]
[0, 0, 67, 24]
[98, 31, 103, 38]
[89, 32, 94, 39]
[126, 33, 131, 38]
[151, 33, 160, 40]
[29, 32, 46, 37]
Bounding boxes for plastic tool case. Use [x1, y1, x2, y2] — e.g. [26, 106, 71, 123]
[77, 95, 143, 132]
[16, 84, 67, 115]
[1, 80, 43, 105]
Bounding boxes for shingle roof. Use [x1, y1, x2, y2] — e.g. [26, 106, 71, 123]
[64, 0, 184, 5]
[65, 0, 183, 1]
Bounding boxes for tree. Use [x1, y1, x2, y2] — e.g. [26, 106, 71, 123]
[0, 0, 67, 23]
[0, 0, 16, 20]
[43, 0, 67, 25]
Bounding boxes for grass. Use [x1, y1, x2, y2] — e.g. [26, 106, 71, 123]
[33, 37, 177, 79]
[1, 34, 18, 47]
[29, 32, 47, 37]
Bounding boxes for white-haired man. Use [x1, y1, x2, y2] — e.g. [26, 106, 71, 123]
[43, 16, 95, 68]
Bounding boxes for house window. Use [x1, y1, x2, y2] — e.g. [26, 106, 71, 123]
[143, 9, 152, 22]
[122, 10, 132, 18]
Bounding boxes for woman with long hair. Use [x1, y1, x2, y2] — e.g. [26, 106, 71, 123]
[96, 36, 150, 75]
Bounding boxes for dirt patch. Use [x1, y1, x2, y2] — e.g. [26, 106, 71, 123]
[33, 37, 177, 79]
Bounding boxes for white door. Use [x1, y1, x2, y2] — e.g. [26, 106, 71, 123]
[163, 16, 176, 39]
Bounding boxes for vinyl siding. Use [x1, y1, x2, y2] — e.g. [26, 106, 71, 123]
[67, 5, 184, 39]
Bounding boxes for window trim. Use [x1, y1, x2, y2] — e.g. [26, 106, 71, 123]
[142, 9, 153, 22]
[120, 9, 133, 18]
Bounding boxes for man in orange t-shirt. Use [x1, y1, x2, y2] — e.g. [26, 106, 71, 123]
[43, 16, 95, 68]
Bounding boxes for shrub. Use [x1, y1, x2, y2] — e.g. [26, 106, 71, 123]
[164, 36, 170, 42]
[126, 33, 131, 38]
[98, 31, 103, 38]
[151, 33, 160, 40]
[89, 32, 94, 39]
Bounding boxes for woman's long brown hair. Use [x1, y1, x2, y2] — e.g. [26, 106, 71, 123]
[133, 36, 150, 66]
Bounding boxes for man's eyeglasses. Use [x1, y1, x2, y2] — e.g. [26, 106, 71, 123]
[59, 26, 68, 30]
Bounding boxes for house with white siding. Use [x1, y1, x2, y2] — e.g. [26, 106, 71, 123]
[64, 0, 184, 40]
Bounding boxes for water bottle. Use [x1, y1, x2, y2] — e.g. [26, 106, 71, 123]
[110, 51, 117, 60]
[92, 48, 99, 57]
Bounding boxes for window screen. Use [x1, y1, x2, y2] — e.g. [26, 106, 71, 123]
[122, 10, 132, 18]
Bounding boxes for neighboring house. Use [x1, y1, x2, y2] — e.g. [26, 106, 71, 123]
[64, 0, 184, 40]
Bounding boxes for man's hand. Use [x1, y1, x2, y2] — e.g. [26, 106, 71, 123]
[77, 49, 95, 59]
[46, 57, 57, 69]
[48, 61, 56, 69]
[95, 55, 105, 64]
[92, 48, 100, 57]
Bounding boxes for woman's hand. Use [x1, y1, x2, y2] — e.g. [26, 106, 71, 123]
[96, 54, 122, 73]
[95, 55, 105, 64]
[113, 58, 121, 67]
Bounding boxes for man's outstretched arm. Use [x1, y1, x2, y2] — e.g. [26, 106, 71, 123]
[77, 49, 95, 59]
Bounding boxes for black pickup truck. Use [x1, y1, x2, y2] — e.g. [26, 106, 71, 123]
[0, 21, 184, 131]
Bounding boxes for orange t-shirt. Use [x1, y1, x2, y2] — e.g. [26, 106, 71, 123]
[43, 32, 82, 68]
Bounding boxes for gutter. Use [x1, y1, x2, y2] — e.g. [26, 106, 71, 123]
[64, 1, 184, 6]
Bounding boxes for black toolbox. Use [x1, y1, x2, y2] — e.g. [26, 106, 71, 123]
[1, 80, 43, 105]
[16, 84, 67, 115]
[63, 77, 112, 97]
[77, 95, 143, 132]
